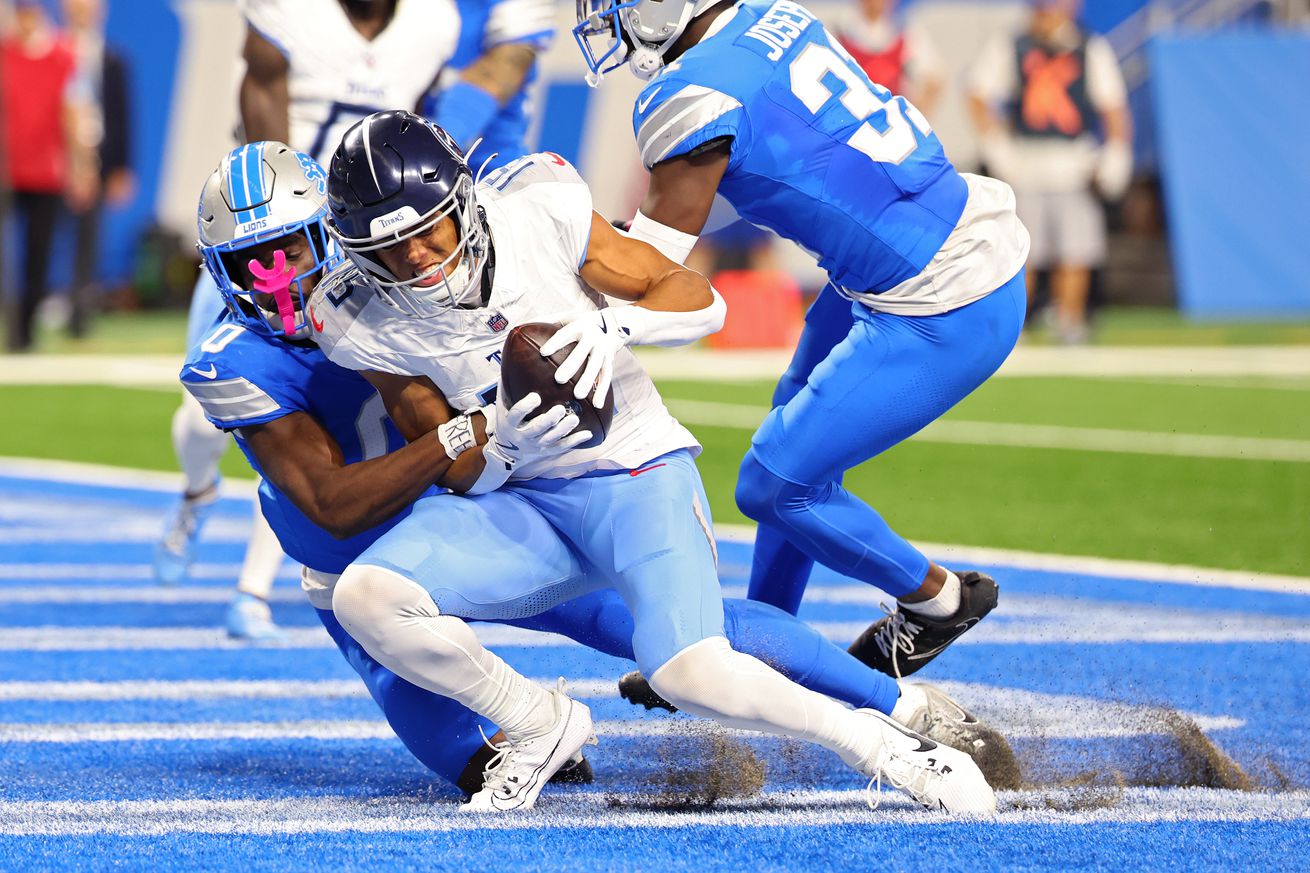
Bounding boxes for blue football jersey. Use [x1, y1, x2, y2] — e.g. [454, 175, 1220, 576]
[180, 314, 425, 574]
[631, 0, 969, 294]
[443, 0, 555, 171]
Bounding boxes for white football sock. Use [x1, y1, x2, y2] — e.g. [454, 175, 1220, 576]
[648, 637, 888, 770]
[235, 502, 284, 601]
[901, 569, 961, 620]
[889, 681, 927, 725]
[172, 394, 228, 496]
[332, 564, 556, 742]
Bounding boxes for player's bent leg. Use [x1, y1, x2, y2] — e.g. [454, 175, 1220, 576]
[749, 285, 859, 613]
[156, 393, 228, 585]
[227, 504, 287, 640]
[315, 606, 494, 792]
[331, 562, 595, 812]
[736, 272, 1026, 670]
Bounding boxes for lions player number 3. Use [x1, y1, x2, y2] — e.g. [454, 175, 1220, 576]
[789, 42, 932, 166]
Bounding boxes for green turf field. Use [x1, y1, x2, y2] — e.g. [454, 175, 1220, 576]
[4, 372, 1306, 577]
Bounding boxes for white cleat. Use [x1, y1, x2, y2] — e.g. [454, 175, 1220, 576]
[462, 681, 597, 813]
[852, 708, 997, 815]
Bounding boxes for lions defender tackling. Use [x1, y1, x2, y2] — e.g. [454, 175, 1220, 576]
[310, 110, 998, 813]
[184, 139, 1009, 809]
[574, 0, 1030, 676]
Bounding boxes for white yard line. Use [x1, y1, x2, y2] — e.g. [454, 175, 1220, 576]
[3, 458, 1307, 595]
[0, 788, 1306, 835]
[664, 398, 1310, 463]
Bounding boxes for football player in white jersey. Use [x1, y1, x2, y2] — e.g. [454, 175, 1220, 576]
[309, 110, 997, 814]
[156, 0, 459, 637]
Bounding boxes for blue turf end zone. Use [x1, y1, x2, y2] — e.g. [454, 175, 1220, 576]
[1, 467, 1308, 870]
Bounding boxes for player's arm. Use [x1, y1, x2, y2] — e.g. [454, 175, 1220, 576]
[239, 26, 290, 144]
[541, 211, 726, 406]
[631, 141, 732, 263]
[240, 410, 459, 540]
[433, 43, 539, 151]
[359, 369, 492, 493]
[361, 368, 588, 496]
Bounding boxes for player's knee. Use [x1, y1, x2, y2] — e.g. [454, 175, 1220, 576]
[735, 451, 788, 523]
[647, 637, 769, 725]
[331, 564, 416, 654]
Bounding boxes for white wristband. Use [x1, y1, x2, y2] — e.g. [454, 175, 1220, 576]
[628, 210, 699, 265]
[436, 414, 478, 461]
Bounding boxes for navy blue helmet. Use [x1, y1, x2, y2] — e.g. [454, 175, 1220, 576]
[325, 110, 490, 312]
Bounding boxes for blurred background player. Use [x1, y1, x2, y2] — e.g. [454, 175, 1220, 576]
[63, 0, 133, 340]
[969, 0, 1131, 344]
[425, 0, 554, 172]
[832, 0, 943, 118]
[155, 0, 459, 638]
[1, 0, 95, 352]
[574, 0, 1029, 679]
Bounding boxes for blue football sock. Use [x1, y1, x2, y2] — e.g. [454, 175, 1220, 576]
[724, 597, 899, 714]
[746, 522, 816, 615]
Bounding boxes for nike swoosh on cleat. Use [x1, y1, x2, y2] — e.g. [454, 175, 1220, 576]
[188, 365, 218, 379]
[904, 618, 981, 662]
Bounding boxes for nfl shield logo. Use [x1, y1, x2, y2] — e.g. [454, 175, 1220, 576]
[487, 313, 508, 332]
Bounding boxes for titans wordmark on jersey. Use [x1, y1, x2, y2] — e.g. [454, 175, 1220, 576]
[310, 152, 699, 481]
[180, 314, 425, 574]
[631, 0, 1028, 315]
[240, 0, 458, 165]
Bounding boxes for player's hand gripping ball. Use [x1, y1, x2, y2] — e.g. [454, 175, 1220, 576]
[500, 322, 615, 450]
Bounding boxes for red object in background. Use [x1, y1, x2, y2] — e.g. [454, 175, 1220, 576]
[1, 35, 76, 192]
[839, 33, 906, 96]
[708, 270, 804, 350]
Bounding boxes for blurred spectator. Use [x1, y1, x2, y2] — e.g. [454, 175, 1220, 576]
[834, 0, 944, 116]
[1, 0, 93, 351]
[968, 0, 1131, 344]
[63, 0, 132, 338]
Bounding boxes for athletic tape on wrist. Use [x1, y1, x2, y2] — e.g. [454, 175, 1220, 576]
[437, 414, 478, 461]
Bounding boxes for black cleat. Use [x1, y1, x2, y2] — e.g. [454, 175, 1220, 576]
[617, 670, 678, 713]
[896, 683, 1020, 791]
[848, 570, 999, 678]
[550, 753, 595, 785]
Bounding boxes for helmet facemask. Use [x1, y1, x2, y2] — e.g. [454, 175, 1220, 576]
[573, 0, 710, 84]
[329, 172, 490, 317]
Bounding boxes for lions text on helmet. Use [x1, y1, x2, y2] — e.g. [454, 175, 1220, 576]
[325, 110, 491, 316]
[197, 143, 340, 341]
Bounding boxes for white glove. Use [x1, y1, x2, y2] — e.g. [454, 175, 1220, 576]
[539, 310, 628, 409]
[1094, 140, 1133, 201]
[484, 391, 593, 470]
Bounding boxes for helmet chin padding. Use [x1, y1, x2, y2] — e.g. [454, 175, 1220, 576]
[628, 44, 663, 79]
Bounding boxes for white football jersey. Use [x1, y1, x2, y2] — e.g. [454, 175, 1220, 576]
[240, 0, 458, 166]
[310, 153, 700, 481]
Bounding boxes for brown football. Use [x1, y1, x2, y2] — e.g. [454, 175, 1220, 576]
[499, 321, 614, 450]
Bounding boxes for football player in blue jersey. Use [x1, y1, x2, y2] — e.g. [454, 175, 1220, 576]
[574, 0, 1031, 679]
[184, 140, 1012, 808]
[426, 0, 556, 171]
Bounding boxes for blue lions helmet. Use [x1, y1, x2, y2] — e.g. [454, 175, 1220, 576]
[196, 142, 340, 340]
[574, 0, 720, 83]
[325, 110, 491, 315]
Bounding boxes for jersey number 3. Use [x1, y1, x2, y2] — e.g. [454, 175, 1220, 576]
[789, 42, 932, 166]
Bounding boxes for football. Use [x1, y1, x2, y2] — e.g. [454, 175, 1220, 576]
[500, 321, 614, 449]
